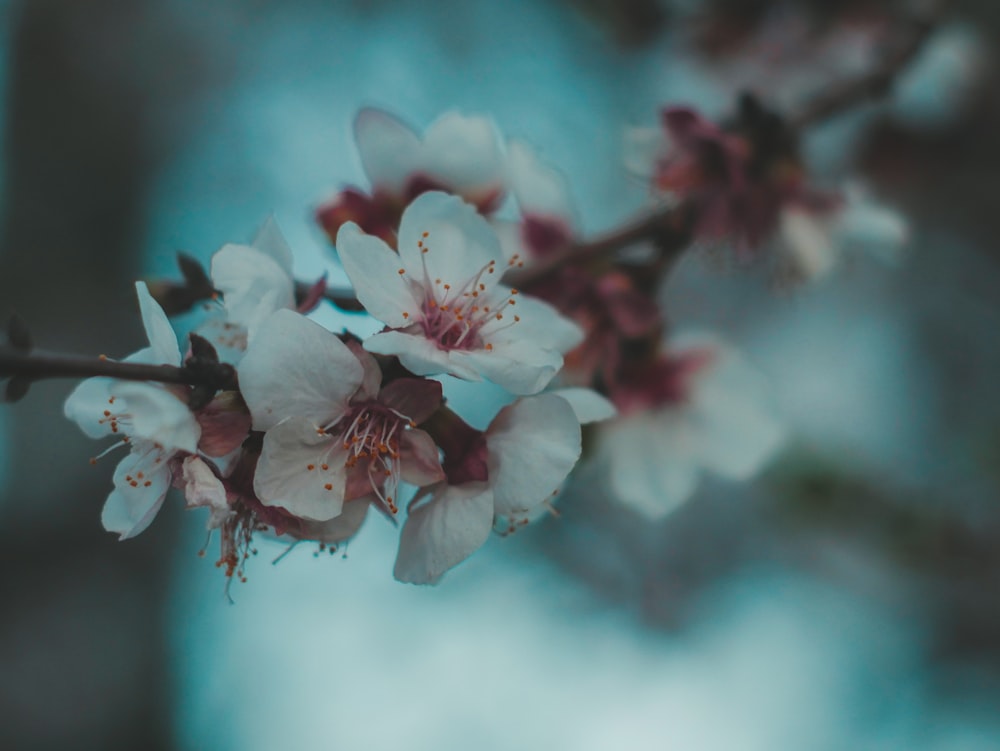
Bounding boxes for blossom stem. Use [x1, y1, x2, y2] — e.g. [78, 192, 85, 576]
[789, 0, 953, 129]
[504, 205, 692, 288]
[293, 281, 366, 312]
[0, 348, 238, 390]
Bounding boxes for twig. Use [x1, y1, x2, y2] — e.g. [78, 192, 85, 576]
[790, 0, 953, 129]
[0, 349, 238, 391]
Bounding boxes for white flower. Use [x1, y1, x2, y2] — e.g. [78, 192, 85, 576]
[598, 335, 785, 519]
[237, 309, 445, 522]
[64, 282, 201, 539]
[393, 390, 612, 584]
[337, 191, 582, 395]
[205, 216, 297, 355]
[354, 107, 507, 211]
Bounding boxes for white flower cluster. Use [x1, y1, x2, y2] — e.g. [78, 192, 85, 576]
[61, 108, 822, 586]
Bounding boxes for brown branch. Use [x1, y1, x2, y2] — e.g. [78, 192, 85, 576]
[0, 348, 238, 392]
[503, 204, 691, 288]
[790, 0, 953, 129]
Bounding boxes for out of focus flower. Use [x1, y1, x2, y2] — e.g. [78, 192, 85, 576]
[204, 217, 298, 358]
[498, 141, 579, 261]
[64, 282, 201, 538]
[317, 109, 507, 245]
[238, 309, 445, 521]
[337, 191, 582, 395]
[597, 334, 785, 518]
[626, 100, 840, 260]
[394, 391, 610, 584]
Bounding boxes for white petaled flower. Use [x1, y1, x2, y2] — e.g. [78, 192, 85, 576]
[64, 282, 201, 539]
[354, 107, 508, 211]
[337, 191, 582, 395]
[237, 309, 445, 522]
[598, 334, 786, 519]
[393, 390, 613, 585]
[205, 217, 297, 356]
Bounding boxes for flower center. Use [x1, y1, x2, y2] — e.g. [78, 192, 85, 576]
[397, 231, 523, 352]
[331, 403, 413, 515]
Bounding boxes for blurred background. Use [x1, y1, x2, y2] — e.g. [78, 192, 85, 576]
[1, 0, 999, 748]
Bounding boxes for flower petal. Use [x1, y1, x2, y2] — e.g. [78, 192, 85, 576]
[180, 456, 233, 529]
[254, 417, 348, 522]
[457, 339, 562, 395]
[419, 111, 505, 200]
[393, 482, 493, 584]
[692, 352, 786, 480]
[548, 388, 617, 424]
[364, 330, 481, 381]
[211, 244, 296, 339]
[601, 414, 700, 518]
[64, 377, 116, 439]
[251, 215, 294, 274]
[487, 394, 581, 516]
[103, 447, 172, 539]
[238, 310, 363, 431]
[336, 222, 419, 328]
[135, 281, 180, 366]
[397, 192, 503, 290]
[354, 107, 421, 193]
[113, 382, 200, 453]
[506, 140, 576, 227]
[398, 429, 446, 487]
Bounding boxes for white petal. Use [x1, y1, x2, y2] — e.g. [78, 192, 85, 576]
[180, 456, 232, 529]
[548, 388, 617, 423]
[113, 382, 200, 453]
[835, 189, 909, 266]
[393, 482, 493, 585]
[254, 417, 348, 522]
[103, 447, 172, 539]
[459, 338, 562, 395]
[135, 281, 180, 366]
[335, 222, 418, 327]
[211, 244, 296, 338]
[419, 111, 505, 196]
[506, 140, 576, 226]
[601, 414, 700, 518]
[397, 192, 503, 290]
[691, 352, 786, 480]
[364, 330, 481, 381]
[489, 291, 583, 353]
[251, 215, 294, 274]
[779, 209, 838, 281]
[487, 394, 581, 516]
[238, 310, 363, 431]
[354, 107, 421, 192]
[64, 377, 116, 439]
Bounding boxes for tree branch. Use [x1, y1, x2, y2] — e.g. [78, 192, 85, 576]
[789, 0, 953, 129]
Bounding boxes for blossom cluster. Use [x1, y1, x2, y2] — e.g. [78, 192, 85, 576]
[59, 100, 907, 585]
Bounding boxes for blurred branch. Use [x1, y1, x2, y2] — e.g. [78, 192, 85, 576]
[790, 0, 955, 129]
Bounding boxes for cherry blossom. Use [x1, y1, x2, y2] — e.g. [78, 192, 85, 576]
[64, 282, 201, 538]
[336, 191, 582, 395]
[237, 308, 445, 521]
[317, 108, 507, 246]
[626, 101, 840, 259]
[204, 217, 298, 357]
[394, 391, 612, 584]
[597, 334, 786, 518]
